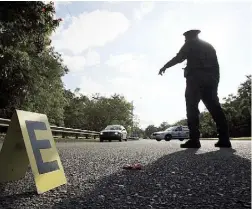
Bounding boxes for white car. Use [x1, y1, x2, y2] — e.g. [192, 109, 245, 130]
[99, 125, 128, 142]
[152, 126, 189, 141]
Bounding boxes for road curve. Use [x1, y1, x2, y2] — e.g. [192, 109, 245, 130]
[0, 140, 251, 209]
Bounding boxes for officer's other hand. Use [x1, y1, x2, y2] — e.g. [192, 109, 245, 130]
[158, 67, 166, 76]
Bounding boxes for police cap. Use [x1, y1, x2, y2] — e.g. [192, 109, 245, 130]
[183, 29, 201, 37]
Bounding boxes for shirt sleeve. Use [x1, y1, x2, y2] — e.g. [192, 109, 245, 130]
[174, 41, 190, 63]
[163, 41, 191, 69]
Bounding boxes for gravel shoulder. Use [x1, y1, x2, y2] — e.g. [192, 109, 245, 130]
[0, 140, 251, 209]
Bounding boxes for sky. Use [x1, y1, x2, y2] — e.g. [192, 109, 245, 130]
[51, 0, 252, 129]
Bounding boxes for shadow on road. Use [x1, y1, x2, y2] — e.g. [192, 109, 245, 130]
[52, 148, 251, 209]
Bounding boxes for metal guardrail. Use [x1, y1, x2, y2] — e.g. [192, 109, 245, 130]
[0, 118, 100, 139]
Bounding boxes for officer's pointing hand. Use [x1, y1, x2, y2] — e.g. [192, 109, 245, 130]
[158, 67, 166, 76]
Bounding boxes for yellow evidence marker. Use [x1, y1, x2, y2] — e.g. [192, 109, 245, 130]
[0, 110, 67, 194]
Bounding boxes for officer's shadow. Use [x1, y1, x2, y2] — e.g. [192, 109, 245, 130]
[51, 147, 251, 209]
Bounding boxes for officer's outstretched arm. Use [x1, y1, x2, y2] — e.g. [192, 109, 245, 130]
[163, 55, 184, 69]
[162, 42, 189, 70]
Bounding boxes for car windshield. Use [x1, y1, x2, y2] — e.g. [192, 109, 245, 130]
[165, 127, 175, 131]
[105, 125, 122, 130]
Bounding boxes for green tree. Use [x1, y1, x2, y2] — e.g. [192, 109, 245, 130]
[158, 122, 171, 131]
[132, 126, 144, 138]
[63, 91, 134, 132]
[86, 94, 133, 131]
[63, 89, 90, 128]
[173, 119, 187, 126]
[22, 48, 68, 126]
[222, 75, 251, 137]
[144, 125, 159, 138]
[199, 112, 216, 137]
[0, 1, 67, 125]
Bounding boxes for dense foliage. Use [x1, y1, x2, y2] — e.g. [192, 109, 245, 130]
[0, 2, 250, 138]
[63, 89, 133, 131]
[0, 1, 67, 125]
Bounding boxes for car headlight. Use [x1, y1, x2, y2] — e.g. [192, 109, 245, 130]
[100, 132, 103, 135]
[114, 132, 118, 135]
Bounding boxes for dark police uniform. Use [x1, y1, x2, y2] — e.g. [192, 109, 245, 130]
[161, 30, 231, 148]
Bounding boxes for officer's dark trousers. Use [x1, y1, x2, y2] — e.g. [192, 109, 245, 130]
[185, 74, 229, 141]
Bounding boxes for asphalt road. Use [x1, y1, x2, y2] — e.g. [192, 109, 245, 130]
[0, 139, 251, 209]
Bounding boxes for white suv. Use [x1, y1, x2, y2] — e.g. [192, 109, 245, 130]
[152, 126, 189, 141]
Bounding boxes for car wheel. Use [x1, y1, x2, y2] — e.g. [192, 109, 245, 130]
[109, 139, 112, 142]
[179, 138, 184, 141]
[165, 134, 172, 141]
[100, 139, 104, 142]
[119, 136, 122, 142]
[156, 138, 162, 142]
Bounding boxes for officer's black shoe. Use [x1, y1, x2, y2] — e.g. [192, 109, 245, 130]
[215, 140, 232, 148]
[180, 139, 201, 148]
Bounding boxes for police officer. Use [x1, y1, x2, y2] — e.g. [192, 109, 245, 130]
[159, 29, 231, 148]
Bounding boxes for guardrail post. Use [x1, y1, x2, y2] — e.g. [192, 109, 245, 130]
[0, 117, 100, 141]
